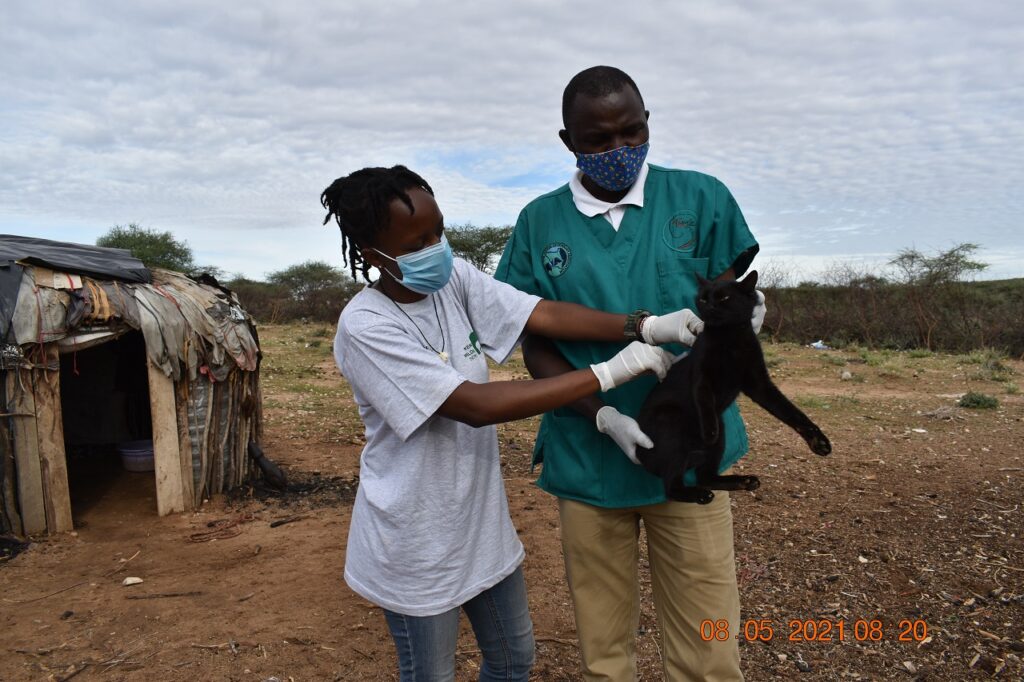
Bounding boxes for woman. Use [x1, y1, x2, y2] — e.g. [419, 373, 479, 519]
[321, 165, 703, 681]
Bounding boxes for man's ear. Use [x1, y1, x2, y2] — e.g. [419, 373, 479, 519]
[739, 270, 758, 292]
[558, 129, 574, 153]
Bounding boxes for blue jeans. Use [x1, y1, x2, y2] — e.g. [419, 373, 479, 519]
[382, 564, 535, 681]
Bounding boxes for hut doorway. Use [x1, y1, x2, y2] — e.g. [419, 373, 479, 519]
[58, 331, 157, 523]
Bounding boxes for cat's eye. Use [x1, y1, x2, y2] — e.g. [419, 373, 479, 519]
[721, 295, 730, 301]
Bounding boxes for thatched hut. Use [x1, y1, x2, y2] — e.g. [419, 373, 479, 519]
[0, 235, 263, 536]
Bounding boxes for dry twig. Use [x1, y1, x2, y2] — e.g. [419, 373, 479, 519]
[270, 515, 309, 528]
[187, 513, 256, 542]
[2, 581, 88, 604]
[125, 591, 203, 600]
[103, 549, 141, 577]
[534, 636, 579, 646]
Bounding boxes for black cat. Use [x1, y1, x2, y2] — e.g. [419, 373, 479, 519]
[636, 271, 831, 504]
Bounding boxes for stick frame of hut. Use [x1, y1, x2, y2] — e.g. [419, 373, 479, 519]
[0, 235, 263, 535]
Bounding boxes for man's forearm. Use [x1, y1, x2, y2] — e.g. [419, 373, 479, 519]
[522, 334, 605, 420]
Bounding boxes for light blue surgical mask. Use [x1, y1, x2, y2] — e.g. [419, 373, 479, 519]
[373, 233, 454, 294]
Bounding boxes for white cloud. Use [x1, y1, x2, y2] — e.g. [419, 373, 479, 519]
[1, 0, 1021, 280]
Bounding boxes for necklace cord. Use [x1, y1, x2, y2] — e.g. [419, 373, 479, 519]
[389, 294, 446, 357]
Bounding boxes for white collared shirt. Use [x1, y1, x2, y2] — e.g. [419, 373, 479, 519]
[568, 162, 649, 231]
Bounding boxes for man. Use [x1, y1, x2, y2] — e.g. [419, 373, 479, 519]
[495, 66, 761, 681]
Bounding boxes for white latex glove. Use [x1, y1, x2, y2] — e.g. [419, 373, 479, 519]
[640, 308, 705, 346]
[751, 290, 766, 334]
[595, 406, 652, 465]
[590, 341, 674, 392]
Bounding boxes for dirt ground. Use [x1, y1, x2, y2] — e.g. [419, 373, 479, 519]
[1, 325, 1022, 681]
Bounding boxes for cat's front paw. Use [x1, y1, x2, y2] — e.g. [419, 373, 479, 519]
[670, 485, 716, 504]
[738, 475, 760, 491]
[692, 488, 715, 504]
[806, 429, 832, 456]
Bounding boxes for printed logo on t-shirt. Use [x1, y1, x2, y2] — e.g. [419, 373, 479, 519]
[542, 243, 572, 278]
[663, 211, 698, 254]
[463, 330, 482, 360]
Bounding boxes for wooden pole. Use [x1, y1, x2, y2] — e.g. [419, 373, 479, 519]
[33, 346, 73, 533]
[174, 379, 195, 510]
[147, 360, 185, 515]
[6, 369, 46, 534]
[1, 381, 24, 536]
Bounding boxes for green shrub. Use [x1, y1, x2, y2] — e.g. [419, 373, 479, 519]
[860, 350, 885, 367]
[962, 349, 1014, 382]
[960, 348, 1009, 369]
[958, 392, 999, 409]
[762, 246, 1024, 355]
[878, 368, 904, 380]
[795, 396, 830, 410]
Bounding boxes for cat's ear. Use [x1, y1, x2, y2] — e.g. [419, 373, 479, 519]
[696, 273, 713, 288]
[738, 270, 758, 292]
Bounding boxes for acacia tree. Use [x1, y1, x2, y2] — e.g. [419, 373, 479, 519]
[97, 223, 197, 273]
[888, 243, 988, 349]
[445, 224, 513, 274]
[266, 260, 360, 321]
[267, 261, 343, 299]
[890, 242, 987, 287]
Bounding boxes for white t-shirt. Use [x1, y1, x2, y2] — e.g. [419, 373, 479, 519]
[334, 258, 541, 616]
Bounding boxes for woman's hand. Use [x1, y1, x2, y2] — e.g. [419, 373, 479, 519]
[590, 341, 674, 392]
[751, 290, 766, 334]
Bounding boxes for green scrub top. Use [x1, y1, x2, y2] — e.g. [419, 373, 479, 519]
[495, 165, 760, 508]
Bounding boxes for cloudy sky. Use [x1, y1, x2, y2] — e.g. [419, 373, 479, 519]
[2, 0, 1022, 281]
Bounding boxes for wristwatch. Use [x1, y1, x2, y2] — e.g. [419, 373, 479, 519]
[623, 309, 651, 340]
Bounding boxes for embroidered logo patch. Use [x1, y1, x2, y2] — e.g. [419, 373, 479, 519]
[663, 211, 698, 253]
[542, 243, 571, 278]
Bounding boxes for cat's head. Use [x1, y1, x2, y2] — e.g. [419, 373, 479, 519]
[694, 270, 758, 326]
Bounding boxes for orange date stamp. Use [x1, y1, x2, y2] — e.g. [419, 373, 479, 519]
[700, 618, 929, 643]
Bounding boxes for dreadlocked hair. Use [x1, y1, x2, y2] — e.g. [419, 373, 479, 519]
[320, 165, 435, 282]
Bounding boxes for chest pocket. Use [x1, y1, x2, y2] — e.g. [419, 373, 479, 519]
[655, 255, 709, 313]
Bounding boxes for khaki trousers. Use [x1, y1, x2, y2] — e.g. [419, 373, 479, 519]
[558, 491, 742, 682]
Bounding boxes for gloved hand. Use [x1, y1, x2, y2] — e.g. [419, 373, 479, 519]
[751, 290, 766, 334]
[590, 341, 673, 392]
[596, 406, 652, 465]
[640, 308, 705, 346]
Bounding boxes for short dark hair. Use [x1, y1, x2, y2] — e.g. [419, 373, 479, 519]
[320, 165, 434, 281]
[562, 66, 644, 128]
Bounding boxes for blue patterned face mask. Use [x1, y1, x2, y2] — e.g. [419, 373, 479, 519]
[373, 233, 454, 294]
[575, 142, 650, 192]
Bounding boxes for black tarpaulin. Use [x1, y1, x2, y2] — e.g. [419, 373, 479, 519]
[0, 235, 152, 342]
[0, 234, 152, 284]
[0, 262, 23, 342]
